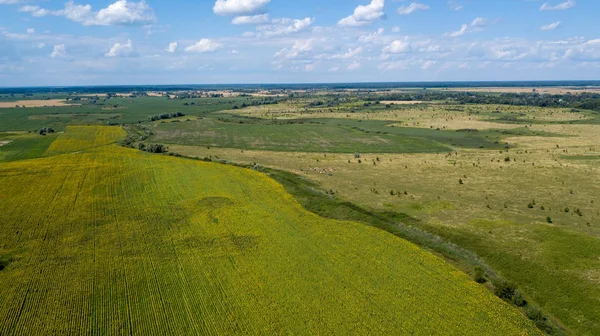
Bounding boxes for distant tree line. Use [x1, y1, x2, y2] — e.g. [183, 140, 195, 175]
[232, 99, 279, 109]
[39, 127, 55, 135]
[364, 91, 600, 111]
[149, 112, 185, 121]
[138, 143, 167, 153]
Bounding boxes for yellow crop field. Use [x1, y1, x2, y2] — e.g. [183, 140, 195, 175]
[0, 126, 540, 335]
[43, 125, 125, 156]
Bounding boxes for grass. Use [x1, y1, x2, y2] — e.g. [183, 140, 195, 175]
[0, 95, 253, 132]
[0, 126, 540, 335]
[0, 132, 58, 162]
[151, 118, 452, 153]
[168, 114, 600, 334]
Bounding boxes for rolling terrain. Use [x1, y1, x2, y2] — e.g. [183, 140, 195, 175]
[0, 126, 540, 335]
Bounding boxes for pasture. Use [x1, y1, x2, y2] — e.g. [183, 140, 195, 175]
[0, 126, 540, 335]
[166, 102, 600, 335]
[2, 90, 599, 334]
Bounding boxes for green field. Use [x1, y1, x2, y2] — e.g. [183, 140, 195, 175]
[2, 91, 600, 335]
[0, 95, 251, 132]
[151, 118, 453, 153]
[0, 126, 540, 335]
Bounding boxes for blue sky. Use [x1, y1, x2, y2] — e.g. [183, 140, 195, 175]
[0, 0, 599, 86]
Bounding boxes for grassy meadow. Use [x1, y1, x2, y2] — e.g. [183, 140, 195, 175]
[2, 91, 600, 335]
[164, 101, 600, 335]
[0, 126, 541, 335]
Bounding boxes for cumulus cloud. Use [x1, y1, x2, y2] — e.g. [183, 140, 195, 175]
[347, 62, 361, 70]
[397, 2, 430, 15]
[358, 28, 385, 43]
[304, 62, 318, 72]
[0, 0, 23, 4]
[20, 0, 155, 26]
[19, 5, 53, 17]
[50, 44, 66, 58]
[446, 17, 487, 37]
[256, 17, 313, 37]
[541, 21, 561, 31]
[421, 60, 436, 69]
[540, 0, 575, 11]
[105, 39, 135, 57]
[273, 39, 314, 60]
[322, 47, 363, 60]
[166, 42, 178, 53]
[383, 39, 410, 53]
[213, 0, 270, 16]
[232, 14, 269, 24]
[338, 0, 385, 27]
[185, 39, 222, 53]
[26, 28, 35, 34]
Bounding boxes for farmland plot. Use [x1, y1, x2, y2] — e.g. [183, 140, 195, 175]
[0, 126, 540, 335]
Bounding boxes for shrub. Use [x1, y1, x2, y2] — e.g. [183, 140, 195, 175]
[145, 144, 167, 153]
[473, 266, 487, 283]
[511, 289, 527, 307]
[546, 217, 553, 223]
[458, 179, 464, 185]
[525, 305, 544, 323]
[494, 279, 517, 300]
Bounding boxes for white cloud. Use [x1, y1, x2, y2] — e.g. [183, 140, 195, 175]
[232, 14, 269, 24]
[20, 1, 155, 26]
[166, 42, 178, 53]
[447, 1, 463, 11]
[0, 0, 23, 4]
[384, 39, 410, 53]
[358, 28, 384, 43]
[541, 21, 561, 31]
[447, 24, 467, 37]
[305, 63, 318, 72]
[392, 26, 401, 33]
[185, 39, 222, 53]
[338, 0, 385, 27]
[105, 39, 135, 57]
[446, 17, 487, 37]
[19, 5, 53, 17]
[421, 60, 437, 69]
[540, 0, 575, 11]
[274, 39, 314, 60]
[231, 50, 240, 54]
[331, 47, 363, 60]
[26, 28, 35, 34]
[397, 2, 430, 15]
[347, 62, 361, 70]
[256, 17, 313, 37]
[328, 66, 339, 72]
[213, 0, 270, 16]
[50, 44, 66, 58]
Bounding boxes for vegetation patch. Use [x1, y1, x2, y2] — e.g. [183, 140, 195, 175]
[0, 126, 540, 335]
